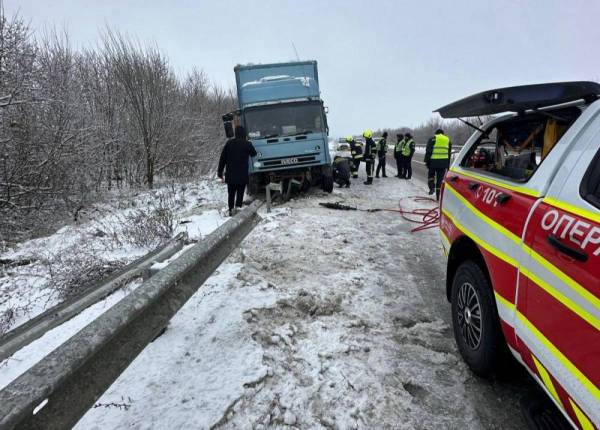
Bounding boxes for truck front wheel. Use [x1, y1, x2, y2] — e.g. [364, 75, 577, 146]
[321, 165, 334, 193]
[451, 261, 506, 377]
[247, 175, 260, 195]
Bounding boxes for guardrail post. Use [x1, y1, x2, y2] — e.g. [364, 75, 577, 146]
[265, 182, 282, 213]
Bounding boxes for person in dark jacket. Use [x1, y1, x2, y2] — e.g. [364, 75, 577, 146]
[401, 132, 416, 179]
[424, 129, 452, 200]
[217, 126, 257, 216]
[332, 156, 351, 188]
[375, 131, 388, 178]
[362, 130, 376, 185]
[347, 136, 363, 178]
[394, 133, 405, 177]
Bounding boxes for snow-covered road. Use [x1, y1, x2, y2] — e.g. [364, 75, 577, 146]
[75, 165, 529, 429]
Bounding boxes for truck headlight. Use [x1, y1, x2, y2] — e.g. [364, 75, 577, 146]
[253, 161, 261, 168]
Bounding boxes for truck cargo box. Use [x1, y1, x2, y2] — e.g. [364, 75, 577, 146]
[235, 61, 320, 108]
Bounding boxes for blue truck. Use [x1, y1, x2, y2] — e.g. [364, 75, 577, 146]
[222, 61, 333, 194]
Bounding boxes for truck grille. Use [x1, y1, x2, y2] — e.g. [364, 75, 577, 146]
[258, 152, 320, 170]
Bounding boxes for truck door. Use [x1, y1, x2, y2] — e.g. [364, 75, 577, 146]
[516, 131, 600, 428]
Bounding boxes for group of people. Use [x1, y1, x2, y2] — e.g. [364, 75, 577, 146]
[217, 125, 452, 217]
[343, 130, 390, 185]
[394, 133, 416, 179]
[338, 129, 452, 200]
[340, 131, 417, 186]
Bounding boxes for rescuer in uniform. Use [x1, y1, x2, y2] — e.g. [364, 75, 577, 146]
[375, 131, 388, 178]
[218, 125, 257, 216]
[362, 130, 376, 185]
[401, 132, 416, 179]
[394, 133, 405, 177]
[347, 136, 363, 179]
[332, 156, 351, 188]
[424, 129, 451, 200]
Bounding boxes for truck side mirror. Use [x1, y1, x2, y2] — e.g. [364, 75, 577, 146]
[224, 121, 234, 138]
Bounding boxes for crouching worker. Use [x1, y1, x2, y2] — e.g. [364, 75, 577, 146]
[217, 126, 257, 216]
[333, 156, 351, 188]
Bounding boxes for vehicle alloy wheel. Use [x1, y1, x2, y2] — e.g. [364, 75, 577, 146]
[451, 260, 507, 377]
[456, 281, 482, 350]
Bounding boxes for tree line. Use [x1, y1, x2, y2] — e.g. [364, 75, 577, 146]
[0, 10, 235, 243]
[378, 117, 476, 148]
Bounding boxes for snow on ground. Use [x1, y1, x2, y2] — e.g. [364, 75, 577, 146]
[175, 209, 225, 240]
[0, 178, 229, 334]
[75, 262, 280, 430]
[0, 278, 142, 390]
[74, 164, 527, 429]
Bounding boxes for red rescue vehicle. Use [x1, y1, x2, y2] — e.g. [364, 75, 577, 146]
[437, 82, 600, 429]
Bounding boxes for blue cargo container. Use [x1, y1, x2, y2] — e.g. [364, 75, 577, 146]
[222, 61, 333, 193]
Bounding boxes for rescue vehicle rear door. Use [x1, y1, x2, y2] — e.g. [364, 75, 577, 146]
[435, 81, 600, 118]
[516, 123, 600, 428]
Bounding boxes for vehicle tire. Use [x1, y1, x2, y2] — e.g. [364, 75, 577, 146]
[322, 176, 334, 193]
[321, 166, 334, 193]
[451, 260, 506, 377]
[247, 175, 260, 195]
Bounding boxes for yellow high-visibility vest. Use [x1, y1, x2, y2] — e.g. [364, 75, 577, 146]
[431, 134, 450, 160]
[395, 139, 405, 153]
[402, 139, 414, 156]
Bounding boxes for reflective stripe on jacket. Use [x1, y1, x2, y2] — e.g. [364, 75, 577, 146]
[349, 140, 363, 159]
[364, 137, 377, 158]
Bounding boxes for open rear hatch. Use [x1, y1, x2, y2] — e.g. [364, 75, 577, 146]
[435, 81, 600, 118]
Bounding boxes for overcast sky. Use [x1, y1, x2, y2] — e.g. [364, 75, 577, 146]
[7, 0, 600, 137]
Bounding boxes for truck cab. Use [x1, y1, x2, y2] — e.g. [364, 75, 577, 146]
[223, 61, 333, 194]
[437, 82, 600, 429]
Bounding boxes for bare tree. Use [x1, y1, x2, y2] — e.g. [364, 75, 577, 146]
[379, 116, 479, 148]
[102, 30, 178, 189]
[0, 9, 234, 244]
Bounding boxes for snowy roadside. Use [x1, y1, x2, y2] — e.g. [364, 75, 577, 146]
[0, 278, 143, 390]
[74, 165, 526, 429]
[0, 178, 230, 336]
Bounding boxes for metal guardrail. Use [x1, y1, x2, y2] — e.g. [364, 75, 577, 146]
[0, 232, 187, 363]
[0, 200, 263, 430]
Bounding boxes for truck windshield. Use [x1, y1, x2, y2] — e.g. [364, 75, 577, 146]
[245, 101, 325, 139]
